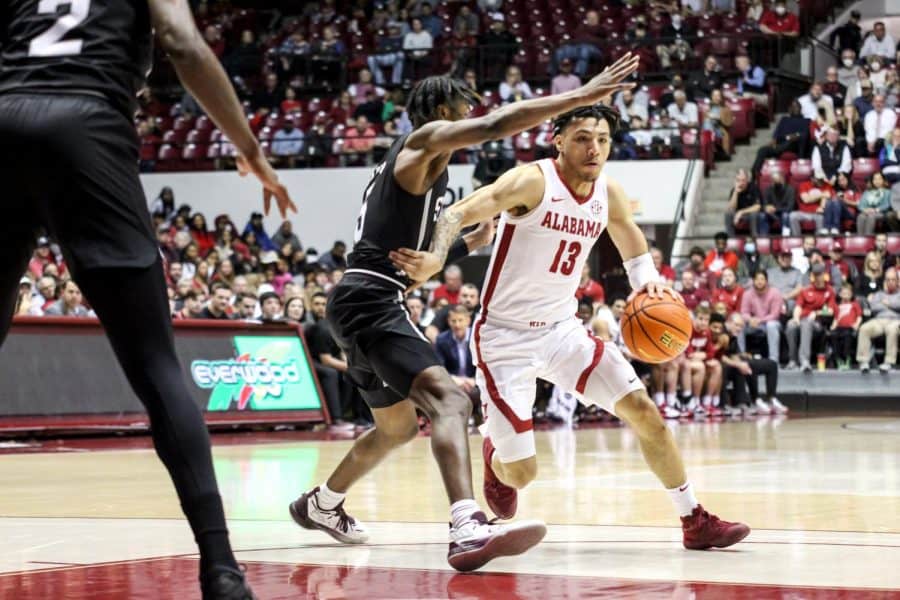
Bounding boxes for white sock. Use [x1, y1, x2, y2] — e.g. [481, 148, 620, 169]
[316, 483, 345, 510]
[691, 396, 700, 408]
[450, 499, 480, 529]
[701, 395, 712, 407]
[667, 481, 700, 517]
[665, 392, 676, 407]
[653, 391, 665, 406]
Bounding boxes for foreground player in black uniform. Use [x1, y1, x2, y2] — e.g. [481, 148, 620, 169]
[290, 54, 640, 571]
[0, 1, 294, 598]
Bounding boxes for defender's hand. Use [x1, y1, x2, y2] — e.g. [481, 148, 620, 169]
[237, 152, 297, 218]
[581, 53, 641, 103]
[389, 248, 443, 283]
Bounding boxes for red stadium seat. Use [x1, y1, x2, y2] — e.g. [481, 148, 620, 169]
[843, 235, 875, 256]
[186, 129, 209, 144]
[726, 238, 745, 253]
[887, 235, 900, 256]
[206, 144, 221, 159]
[162, 129, 186, 144]
[157, 144, 178, 162]
[172, 115, 194, 132]
[194, 115, 213, 132]
[789, 159, 813, 186]
[756, 237, 773, 255]
[209, 129, 222, 143]
[852, 158, 880, 189]
[815, 237, 834, 253]
[182, 143, 208, 160]
[258, 126, 274, 141]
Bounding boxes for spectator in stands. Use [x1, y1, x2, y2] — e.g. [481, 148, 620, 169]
[827, 241, 859, 289]
[312, 25, 346, 86]
[838, 49, 861, 90]
[758, 1, 799, 38]
[727, 312, 787, 414]
[736, 240, 776, 286]
[552, 9, 602, 78]
[751, 100, 811, 176]
[284, 295, 306, 323]
[798, 82, 836, 122]
[711, 312, 752, 416]
[786, 263, 836, 371]
[745, 0, 765, 23]
[856, 268, 900, 372]
[403, 17, 433, 77]
[306, 291, 357, 428]
[318, 241, 347, 272]
[225, 30, 262, 79]
[830, 282, 862, 370]
[790, 173, 832, 235]
[174, 289, 203, 319]
[768, 249, 804, 313]
[860, 21, 896, 63]
[735, 54, 768, 108]
[202, 24, 225, 59]
[679, 269, 709, 311]
[868, 56, 890, 94]
[829, 10, 863, 56]
[551, 58, 581, 96]
[812, 127, 852, 189]
[761, 171, 796, 236]
[856, 250, 885, 300]
[837, 105, 867, 157]
[676, 245, 713, 291]
[432, 264, 464, 306]
[35, 275, 57, 311]
[739, 270, 783, 362]
[187, 214, 214, 257]
[853, 79, 876, 118]
[271, 120, 304, 168]
[880, 127, 900, 183]
[28, 237, 65, 280]
[865, 94, 897, 155]
[149, 187, 176, 223]
[348, 69, 385, 105]
[688, 55, 722, 100]
[258, 291, 284, 323]
[659, 74, 690, 108]
[435, 303, 477, 396]
[368, 22, 405, 86]
[405, 295, 428, 337]
[44, 279, 92, 317]
[342, 115, 376, 166]
[278, 32, 311, 76]
[703, 89, 734, 157]
[857, 172, 891, 234]
[453, 5, 479, 35]
[656, 11, 694, 70]
[243, 212, 275, 252]
[576, 264, 605, 306]
[253, 73, 283, 112]
[354, 90, 384, 125]
[822, 66, 848, 109]
[281, 88, 302, 115]
[704, 232, 739, 280]
[499, 66, 533, 104]
[667, 90, 699, 128]
[199, 282, 231, 319]
[615, 89, 649, 129]
[415, 2, 443, 41]
[426, 283, 479, 340]
[272, 221, 302, 255]
[479, 13, 517, 81]
[725, 169, 762, 237]
[711, 267, 743, 314]
[651, 248, 676, 284]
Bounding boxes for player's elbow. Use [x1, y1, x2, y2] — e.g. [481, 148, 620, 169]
[156, 20, 204, 62]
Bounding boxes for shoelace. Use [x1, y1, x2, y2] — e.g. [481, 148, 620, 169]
[322, 499, 357, 533]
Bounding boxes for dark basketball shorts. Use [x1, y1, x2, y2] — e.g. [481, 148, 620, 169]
[0, 92, 158, 277]
[327, 271, 441, 409]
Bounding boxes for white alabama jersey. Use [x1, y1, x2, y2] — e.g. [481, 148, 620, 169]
[479, 158, 609, 330]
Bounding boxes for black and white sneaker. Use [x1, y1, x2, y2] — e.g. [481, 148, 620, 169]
[447, 511, 546, 572]
[289, 487, 369, 544]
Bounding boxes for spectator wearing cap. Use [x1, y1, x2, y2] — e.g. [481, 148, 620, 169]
[864, 94, 897, 155]
[44, 280, 92, 318]
[758, 1, 799, 37]
[853, 78, 876, 118]
[15, 276, 42, 316]
[829, 10, 863, 56]
[28, 237, 67, 280]
[857, 172, 892, 234]
[735, 55, 768, 108]
[552, 9, 602, 78]
[768, 250, 804, 313]
[790, 173, 833, 235]
[738, 270, 783, 363]
[860, 21, 896, 63]
[704, 232, 739, 280]
[786, 262, 837, 371]
[367, 22, 405, 86]
[725, 169, 763, 237]
[857, 268, 900, 372]
[551, 59, 581, 95]
[827, 241, 859, 289]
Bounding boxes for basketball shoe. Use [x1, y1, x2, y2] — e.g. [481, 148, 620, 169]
[202, 566, 256, 600]
[289, 487, 369, 544]
[448, 511, 547, 572]
[681, 505, 750, 549]
[482, 437, 518, 519]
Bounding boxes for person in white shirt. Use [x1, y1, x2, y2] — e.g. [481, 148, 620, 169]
[667, 91, 699, 127]
[498, 65, 534, 104]
[859, 21, 896, 62]
[864, 94, 898, 154]
[614, 88, 649, 127]
[403, 17, 433, 76]
[797, 82, 835, 122]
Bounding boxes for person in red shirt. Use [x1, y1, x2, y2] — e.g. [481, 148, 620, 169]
[703, 232, 739, 280]
[785, 263, 837, 371]
[188, 213, 216, 257]
[431, 264, 463, 306]
[651, 247, 677, 284]
[759, 1, 800, 37]
[576, 264, 605, 306]
[678, 270, 709, 311]
[710, 267, 744, 315]
[830, 282, 862, 370]
[28, 237, 67, 280]
[790, 174, 834, 235]
[677, 305, 722, 417]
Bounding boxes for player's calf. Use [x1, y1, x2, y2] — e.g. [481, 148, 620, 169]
[493, 455, 537, 489]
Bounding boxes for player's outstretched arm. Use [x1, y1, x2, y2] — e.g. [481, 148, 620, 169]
[148, 0, 296, 218]
[389, 165, 544, 282]
[405, 54, 640, 156]
[606, 178, 678, 302]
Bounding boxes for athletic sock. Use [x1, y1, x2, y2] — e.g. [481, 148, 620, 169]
[666, 481, 700, 518]
[450, 499, 480, 530]
[665, 392, 677, 407]
[701, 395, 712, 407]
[653, 391, 665, 407]
[316, 483, 346, 510]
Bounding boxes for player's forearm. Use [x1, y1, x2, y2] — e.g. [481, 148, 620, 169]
[480, 89, 598, 141]
[429, 208, 465, 265]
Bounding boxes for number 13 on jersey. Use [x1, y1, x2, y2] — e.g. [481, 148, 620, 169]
[549, 240, 581, 275]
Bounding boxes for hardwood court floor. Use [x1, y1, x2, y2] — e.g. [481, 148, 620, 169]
[0, 415, 899, 598]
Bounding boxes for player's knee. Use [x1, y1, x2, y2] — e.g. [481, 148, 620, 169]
[411, 369, 472, 420]
[500, 457, 538, 489]
[615, 390, 665, 432]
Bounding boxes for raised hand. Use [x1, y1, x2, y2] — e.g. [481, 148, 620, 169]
[237, 153, 297, 218]
[580, 53, 641, 103]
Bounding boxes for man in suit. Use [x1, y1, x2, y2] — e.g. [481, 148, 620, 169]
[435, 304, 479, 421]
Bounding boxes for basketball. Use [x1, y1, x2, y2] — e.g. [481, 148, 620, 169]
[621, 292, 692, 364]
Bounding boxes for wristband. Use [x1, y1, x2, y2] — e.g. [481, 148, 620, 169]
[623, 252, 661, 290]
[446, 237, 470, 264]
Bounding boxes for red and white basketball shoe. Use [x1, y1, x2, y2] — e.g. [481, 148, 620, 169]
[681, 505, 750, 549]
[482, 437, 518, 520]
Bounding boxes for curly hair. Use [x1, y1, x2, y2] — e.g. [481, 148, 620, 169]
[406, 75, 481, 129]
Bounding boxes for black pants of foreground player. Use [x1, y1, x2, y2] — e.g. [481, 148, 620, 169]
[0, 255, 239, 578]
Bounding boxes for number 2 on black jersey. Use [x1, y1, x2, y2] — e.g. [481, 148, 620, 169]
[355, 162, 386, 244]
[28, 0, 91, 58]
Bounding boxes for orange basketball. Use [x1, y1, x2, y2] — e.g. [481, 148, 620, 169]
[621, 292, 693, 364]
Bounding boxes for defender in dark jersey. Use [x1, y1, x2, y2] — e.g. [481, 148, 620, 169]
[290, 56, 641, 571]
[0, 1, 293, 598]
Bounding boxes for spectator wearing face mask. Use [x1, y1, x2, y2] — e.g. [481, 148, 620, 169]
[758, 1, 800, 38]
[867, 56, 889, 94]
[837, 49, 861, 90]
[860, 21, 896, 63]
[736, 241, 776, 287]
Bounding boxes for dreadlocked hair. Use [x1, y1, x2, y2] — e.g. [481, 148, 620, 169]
[406, 76, 481, 129]
[552, 103, 621, 137]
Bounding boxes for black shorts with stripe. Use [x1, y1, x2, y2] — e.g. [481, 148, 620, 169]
[326, 271, 440, 409]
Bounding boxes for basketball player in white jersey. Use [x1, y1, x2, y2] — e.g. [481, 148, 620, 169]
[390, 104, 750, 550]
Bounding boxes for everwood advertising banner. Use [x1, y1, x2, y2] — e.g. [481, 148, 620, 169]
[142, 160, 698, 253]
[0, 318, 325, 424]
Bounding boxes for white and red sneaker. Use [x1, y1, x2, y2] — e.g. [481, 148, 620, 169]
[447, 511, 546, 572]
